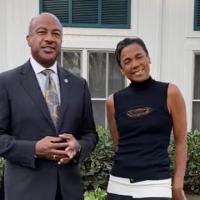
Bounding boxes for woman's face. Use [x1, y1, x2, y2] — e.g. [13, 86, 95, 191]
[120, 43, 150, 82]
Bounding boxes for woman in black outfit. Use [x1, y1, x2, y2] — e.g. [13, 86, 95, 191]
[106, 38, 187, 200]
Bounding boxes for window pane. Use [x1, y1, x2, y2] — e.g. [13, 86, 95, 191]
[92, 100, 105, 127]
[89, 52, 106, 98]
[72, 0, 98, 24]
[108, 53, 124, 95]
[192, 102, 200, 130]
[62, 51, 81, 76]
[193, 55, 200, 99]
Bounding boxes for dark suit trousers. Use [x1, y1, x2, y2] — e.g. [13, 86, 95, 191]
[55, 179, 62, 200]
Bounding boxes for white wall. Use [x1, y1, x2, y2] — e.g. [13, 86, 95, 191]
[185, 0, 200, 130]
[1, 0, 200, 130]
[0, 0, 7, 69]
[160, 0, 200, 130]
[62, 0, 164, 80]
[0, 0, 164, 77]
[0, 0, 39, 70]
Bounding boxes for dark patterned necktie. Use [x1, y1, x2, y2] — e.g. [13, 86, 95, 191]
[42, 69, 60, 127]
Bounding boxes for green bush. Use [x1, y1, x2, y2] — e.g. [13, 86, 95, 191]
[168, 130, 200, 194]
[82, 128, 200, 194]
[0, 128, 199, 195]
[185, 131, 200, 193]
[84, 187, 106, 200]
[80, 126, 114, 191]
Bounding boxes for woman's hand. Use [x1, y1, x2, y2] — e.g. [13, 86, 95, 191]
[172, 188, 187, 200]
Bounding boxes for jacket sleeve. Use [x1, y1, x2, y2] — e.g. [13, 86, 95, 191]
[77, 80, 98, 163]
[0, 76, 36, 168]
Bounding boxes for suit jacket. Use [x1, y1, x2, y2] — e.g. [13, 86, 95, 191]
[0, 60, 98, 200]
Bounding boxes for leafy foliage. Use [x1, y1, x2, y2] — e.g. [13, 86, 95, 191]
[84, 187, 106, 200]
[0, 128, 199, 196]
[80, 126, 114, 191]
[184, 131, 200, 194]
[168, 130, 200, 194]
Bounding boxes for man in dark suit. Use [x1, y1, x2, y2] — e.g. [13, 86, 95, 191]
[0, 13, 98, 200]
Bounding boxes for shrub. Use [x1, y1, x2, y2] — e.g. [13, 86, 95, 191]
[82, 127, 200, 194]
[84, 187, 106, 200]
[184, 131, 200, 193]
[0, 128, 199, 195]
[168, 130, 200, 194]
[80, 126, 114, 191]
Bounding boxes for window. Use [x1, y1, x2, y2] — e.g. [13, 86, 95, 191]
[89, 51, 124, 126]
[192, 55, 200, 130]
[40, 0, 131, 28]
[58, 49, 125, 127]
[194, 0, 200, 30]
[58, 50, 81, 77]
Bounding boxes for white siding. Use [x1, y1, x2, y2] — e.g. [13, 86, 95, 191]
[1, 0, 200, 130]
[0, 0, 39, 70]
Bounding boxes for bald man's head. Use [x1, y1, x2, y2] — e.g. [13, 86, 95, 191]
[28, 13, 62, 34]
[26, 12, 63, 68]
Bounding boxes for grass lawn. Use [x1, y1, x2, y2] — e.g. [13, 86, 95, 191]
[186, 194, 200, 200]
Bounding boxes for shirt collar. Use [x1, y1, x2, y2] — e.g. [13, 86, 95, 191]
[30, 56, 58, 75]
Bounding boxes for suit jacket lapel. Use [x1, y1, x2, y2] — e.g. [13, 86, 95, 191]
[57, 67, 70, 129]
[20, 61, 55, 129]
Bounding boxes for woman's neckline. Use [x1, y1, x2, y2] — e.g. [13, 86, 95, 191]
[129, 76, 154, 89]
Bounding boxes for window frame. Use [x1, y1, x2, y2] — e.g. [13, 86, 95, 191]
[59, 49, 83, 77]
[192, 54, 200, 130]
[59, 48, 125, 127]
[88, 50, 123, 127]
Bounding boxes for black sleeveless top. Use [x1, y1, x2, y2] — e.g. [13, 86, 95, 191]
[111, 77, 172, 182]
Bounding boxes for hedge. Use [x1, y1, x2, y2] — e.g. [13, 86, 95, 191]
[168, 130, 200, 194]
[185, 131, 200, 193]
[81, 127, 200, 194]
[80, 126, 114, 191]
[0, 127, 199, 195]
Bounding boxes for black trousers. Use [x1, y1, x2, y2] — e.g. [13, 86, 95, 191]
[0, 174, 63, 200]
[105, 193, 171, 200]
[55, 179, 62, 200]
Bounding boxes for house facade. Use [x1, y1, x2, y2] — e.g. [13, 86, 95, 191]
[1, 0, 200, 131]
